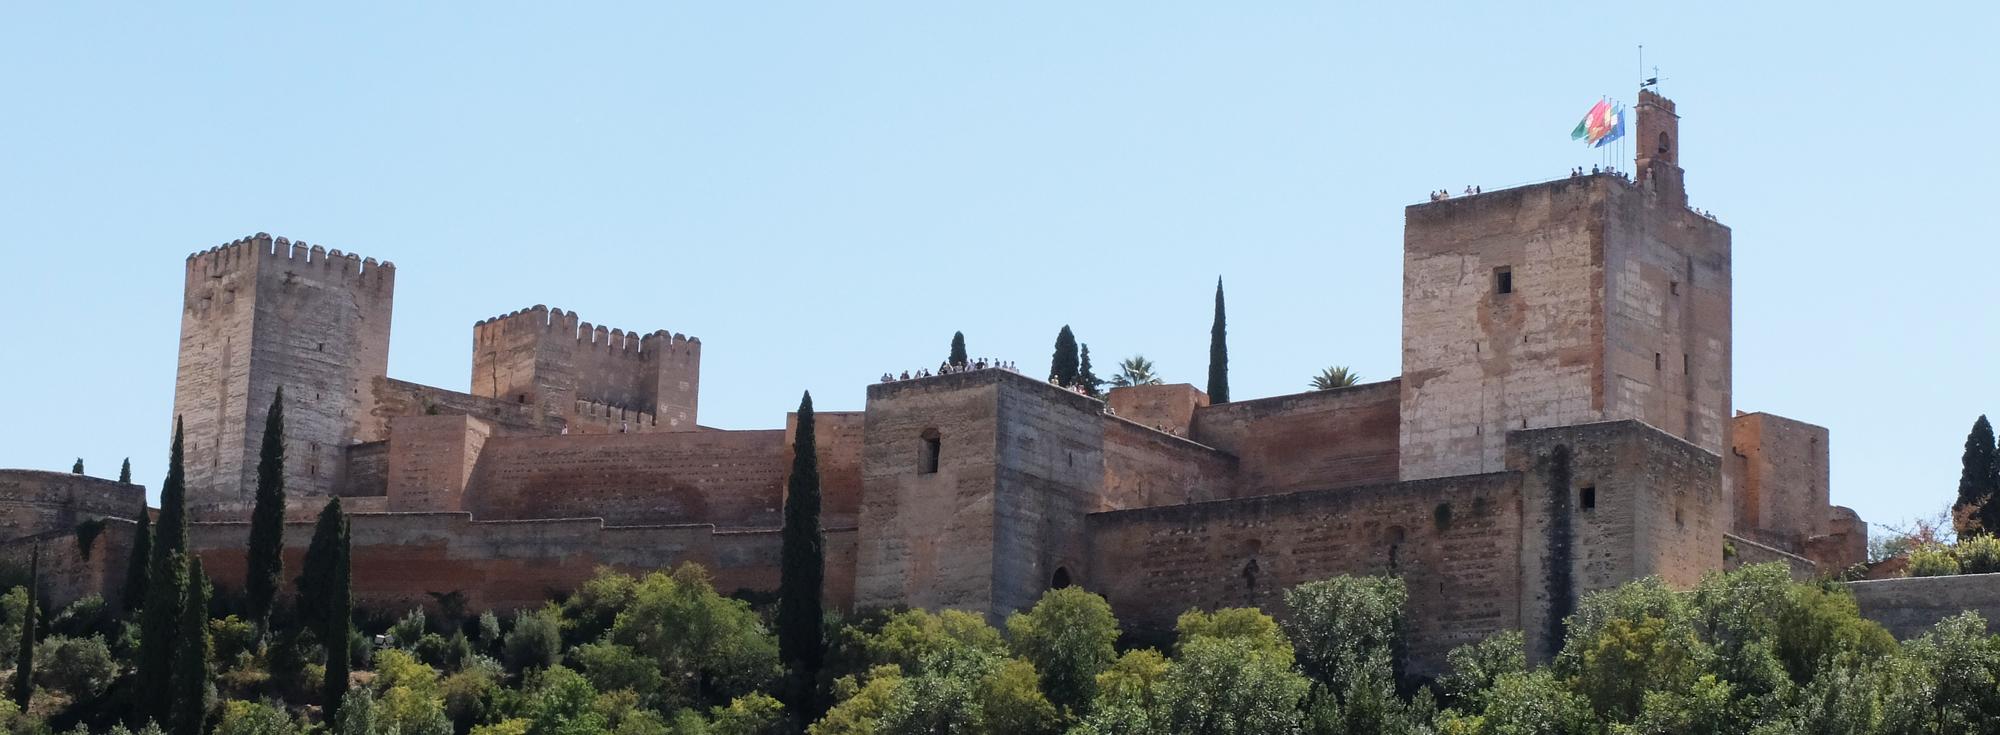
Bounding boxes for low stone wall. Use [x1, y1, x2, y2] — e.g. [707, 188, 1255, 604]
[191, 511, 835, 616]
[1848, 573, 2000, 639]
[0, 519, 140, 610]
[1725, 533, 1815, 579]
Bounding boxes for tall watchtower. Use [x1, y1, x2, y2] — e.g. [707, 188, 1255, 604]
[470, 305, 700, 430]
[175, 234, 395, 520]
[1398, 90, 1731, 481]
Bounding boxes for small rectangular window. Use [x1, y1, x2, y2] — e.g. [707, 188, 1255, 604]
[1655, 353, 1663, 370]
[920, 432, 941, 474]
[1669, 281, 1680, 296]
[1494, 267, 1513, 295]
[1683, 354, 1690, 374]
[1580, 486, 1597, 510]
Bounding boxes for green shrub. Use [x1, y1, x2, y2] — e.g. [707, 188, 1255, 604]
[505, 605, 564, 673]
[48, 595, 109, 638]
[1908, 545, 1962, 577]
[33, 635, 117, 700]
[1956, 535, 2000, 574]
[215, 699, 300, 735]
[391, 607, 430, 648]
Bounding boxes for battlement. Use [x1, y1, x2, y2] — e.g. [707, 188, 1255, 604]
[473, 305, 697, 363]
[186, 233, 394, 289]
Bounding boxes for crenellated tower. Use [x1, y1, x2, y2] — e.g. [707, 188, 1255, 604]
[470, 305, 700, 431]
[175, 234, 395, 520]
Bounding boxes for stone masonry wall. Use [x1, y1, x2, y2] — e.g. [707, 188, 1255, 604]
[192, 512, 840, 615]
[1508, 421, 1723, 661]
[387, 415, 493, 512]
[991, 373, 1107, 616]
[1400, 179, 1609, 481]
[1104, 384, 1208, 436]
[461, 430, 790, 527]
[1730, 412, 1829, 552]
[1099, 418, 1238, 511]
[793, 411, 865, 530]
[1192, 380, 1401, 493]
[0, 470, 147, 540]
[1084, 473, 1523, 676]
[177, 235, 394, 521]
[1600, 180, 1731, 458]
[470, 306, 700, 431]
[854, 373, 1002, 615]
[0, 519, 141, 610]
[1849, 573, 2000, 639]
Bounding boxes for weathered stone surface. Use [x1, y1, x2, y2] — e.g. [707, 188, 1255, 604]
[1849, 573, 2000, 639]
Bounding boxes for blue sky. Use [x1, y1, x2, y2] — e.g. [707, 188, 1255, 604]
[2, 3, 1993, 535]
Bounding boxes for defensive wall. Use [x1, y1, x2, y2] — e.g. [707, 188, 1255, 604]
[1084, 418, 1723, 673]
[1086, 473, 1522, 676]
[1189, 379, 1402, 492]
[1848, 573, 2000, 639]
[470, 306, 700, 431]
[193, 513, 858, 615]
[1399, 174, 1732, 482]
[177, 234, 393, 520]
[0, 470, 147, 540]
[0, 470, 145, 608]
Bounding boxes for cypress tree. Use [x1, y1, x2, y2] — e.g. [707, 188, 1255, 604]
[778, 392, 826, 725]
[71, 458, 83, 475]
[119, 458, 132, 484]
[170, 556, 210, 735]
[121, 507, 151, 611]
[139, 418, 190, 723]
[297, 498, 344, 636]
[1207, 277, 1230, 404]
[1049, 326, 1079, 387]
[11, 549, 37, 709]
[1078, 344, 1103, 398]
[122, 510, 151, 612]
[1957, 415, 1998, 536]
[949, 332, 969, 368]
[246, 389, 287, 640]
[321, 509, 352, 721]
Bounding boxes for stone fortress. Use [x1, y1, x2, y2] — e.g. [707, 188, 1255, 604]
[0, 89, 1872, 673]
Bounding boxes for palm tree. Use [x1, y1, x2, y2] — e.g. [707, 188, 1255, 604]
[1310, 366, 1360, 391]
[1109, 355, 1164, 388]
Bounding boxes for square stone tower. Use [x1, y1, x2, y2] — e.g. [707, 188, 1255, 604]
[1399, 91, 1731, 481]
[469, 305, 700, 431]
[175, 234, 394, 520]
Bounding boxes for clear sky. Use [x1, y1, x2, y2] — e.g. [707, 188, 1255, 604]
[2, 3, 1993, 536]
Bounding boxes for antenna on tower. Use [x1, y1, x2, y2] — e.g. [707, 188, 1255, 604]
[1638, 45, 1664, 91]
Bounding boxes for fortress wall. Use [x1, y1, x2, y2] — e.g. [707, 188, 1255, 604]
[1084, 473, 1523, 676]
[387, 415, 493, 512]
[793, 411, 866, 529]
[0, 471, 147, 539]
[461, 429, 790, 527]
[1724, 533, 1816, 579]
[1190, 380, 1401, 493]
[0, 519, 140, 610]
[1600, 184, 1732, 459]
[1508, 421, 1724, 661]
[338, 442, 389, 498]
[1808, 506, 1868, 573]
[1729, 413, 1829, 553]
[1099, 418, 1238, 511]
[855, 374, 1004, 615]
[1104, 384, 1208, 436]
[369, 377, 549, 438]
[178, 235, 395, 520]
[990, 374, 1107, 616]
[470, 307, 699, 429]
[1400, 179, 1609, 481]
[192, 513, 794, 614]
[1849, 573, 2000, 639]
